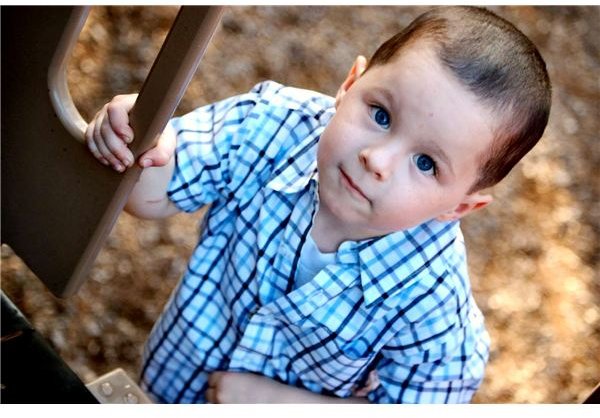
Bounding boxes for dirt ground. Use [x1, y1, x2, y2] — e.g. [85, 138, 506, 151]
[1, 6, 599, 403]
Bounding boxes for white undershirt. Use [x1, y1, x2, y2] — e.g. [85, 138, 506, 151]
[295, 231, 337, 289]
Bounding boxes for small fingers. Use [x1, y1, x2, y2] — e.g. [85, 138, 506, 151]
[106, 96, 135, 144]
[85, 119, 109, 166]
[92, 111, 127, 171]
[100, 119, 134, 168]
[84, 95, 137, 172]
[86, 109, 115, 167]
[89, 106, 134, 171]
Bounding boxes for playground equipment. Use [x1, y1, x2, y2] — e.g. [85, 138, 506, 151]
[1, 5, 223, 403]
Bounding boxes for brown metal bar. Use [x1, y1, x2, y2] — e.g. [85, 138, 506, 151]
[1, 6, 224, 297]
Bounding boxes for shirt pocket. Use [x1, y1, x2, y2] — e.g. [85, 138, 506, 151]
[271, 296, 378, 396]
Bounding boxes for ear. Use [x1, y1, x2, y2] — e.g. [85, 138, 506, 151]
[335, 55, 367, 108]
[436, 191, 493, 222]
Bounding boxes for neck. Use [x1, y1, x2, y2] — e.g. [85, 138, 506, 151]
[310, 206, 350, 253]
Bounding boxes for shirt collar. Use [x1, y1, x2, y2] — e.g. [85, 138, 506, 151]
[265, 143, 318, 193]
[265, 111, 332, 193]
[347, 219, 460, 307]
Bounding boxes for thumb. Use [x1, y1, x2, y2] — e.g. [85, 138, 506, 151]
[139, 126, 176, 168]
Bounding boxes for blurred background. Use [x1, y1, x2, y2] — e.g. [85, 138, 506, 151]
[1, 5, 598, 403]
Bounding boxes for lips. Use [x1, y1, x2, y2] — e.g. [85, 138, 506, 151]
[340, 167, 369, 202]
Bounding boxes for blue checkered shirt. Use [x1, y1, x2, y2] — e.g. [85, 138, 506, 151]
[140, 81, 490, 403]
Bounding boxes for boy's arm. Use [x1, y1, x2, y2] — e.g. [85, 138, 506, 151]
[123, 129, 180, 219]
[85, 94, 180, 219]
[206, 371, 370, 404]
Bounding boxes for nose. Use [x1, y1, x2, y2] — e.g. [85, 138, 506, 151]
[358, 144, 397, 181]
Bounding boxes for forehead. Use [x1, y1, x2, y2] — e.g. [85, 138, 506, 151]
[371, 42, 463, 103]
[373, 41, 499, 128]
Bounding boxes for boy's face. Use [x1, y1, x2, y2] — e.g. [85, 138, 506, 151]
[317, 43, 495, 241]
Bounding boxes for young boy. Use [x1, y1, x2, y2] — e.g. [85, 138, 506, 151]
[86, 6, 551, 403]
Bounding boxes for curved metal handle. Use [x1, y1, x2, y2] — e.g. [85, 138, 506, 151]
[47, 6, 90, 142]
[47, 6, 225, 150]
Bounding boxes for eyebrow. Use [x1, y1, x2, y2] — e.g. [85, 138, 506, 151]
[421, 138, 455, 177]
[370, 87, 396, 111]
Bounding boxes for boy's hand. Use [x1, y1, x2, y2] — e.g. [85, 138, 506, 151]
[206, 371, 369, 404]
[85, 94, 176, 172]
[85, 94, 137, 172]
[206, 371, 278, 403]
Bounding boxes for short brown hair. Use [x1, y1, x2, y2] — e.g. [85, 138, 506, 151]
[367, 6, 552, 192]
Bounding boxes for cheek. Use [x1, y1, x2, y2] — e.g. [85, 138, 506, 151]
[318, 124, 344, 163]
[316, 135, 332, 169]
[376, 186, 449, 228]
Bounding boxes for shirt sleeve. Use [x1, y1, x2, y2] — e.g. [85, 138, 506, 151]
[166, 81, 301, 213]
[165, 88, 255, 212]
[366, 285, 490, 403]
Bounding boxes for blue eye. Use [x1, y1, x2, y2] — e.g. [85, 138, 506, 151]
[370, 106, 391, 129]
[414, 154, 436, 176]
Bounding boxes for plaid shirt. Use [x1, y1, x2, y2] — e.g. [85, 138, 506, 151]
[140, 81, 490, 403]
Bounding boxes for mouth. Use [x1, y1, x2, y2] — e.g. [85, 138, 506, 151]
[339, 167, 370, 202]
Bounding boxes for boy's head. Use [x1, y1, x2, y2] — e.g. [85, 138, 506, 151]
[366, 6, 552, 192]
[317, 6, 551, 241]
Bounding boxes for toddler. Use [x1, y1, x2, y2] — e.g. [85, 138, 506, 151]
[86, 6, 551, 403]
